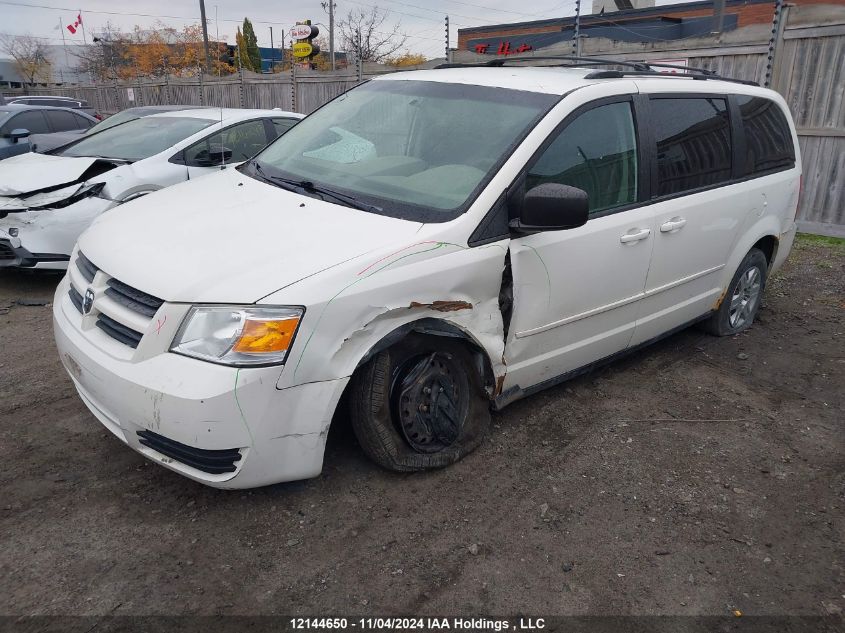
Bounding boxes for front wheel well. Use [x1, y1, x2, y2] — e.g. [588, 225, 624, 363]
[351, 318, 497, 398]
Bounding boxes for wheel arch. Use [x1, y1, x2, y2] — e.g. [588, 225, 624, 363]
[350, 317, 500, 399]
[715, 215, 782, 309]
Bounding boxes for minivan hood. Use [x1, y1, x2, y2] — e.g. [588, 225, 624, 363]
[79, 167, 424, 303]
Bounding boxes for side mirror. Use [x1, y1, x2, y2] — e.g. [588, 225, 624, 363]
[510, 183, 589, 233]
[193, 145, 233, 167]
[9, 128, 31, 144]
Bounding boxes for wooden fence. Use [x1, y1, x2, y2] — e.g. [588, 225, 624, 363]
[5, 7, 844, 235]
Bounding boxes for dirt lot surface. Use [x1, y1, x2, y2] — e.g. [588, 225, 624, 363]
[1, 236, 843, 619]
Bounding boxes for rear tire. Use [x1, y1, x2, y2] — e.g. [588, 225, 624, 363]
[702, 248, 768, 336]
[349, 334, 490, 472]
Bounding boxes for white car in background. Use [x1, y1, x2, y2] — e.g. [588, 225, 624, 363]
[0, 108, 302, 269]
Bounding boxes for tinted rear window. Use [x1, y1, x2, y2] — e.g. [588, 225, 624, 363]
[651, 97, 732, 197]
[46, 109, 82, 131]
[736, 95, 795, 175]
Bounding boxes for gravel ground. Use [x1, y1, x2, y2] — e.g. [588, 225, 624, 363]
[0, 235, 842, 619]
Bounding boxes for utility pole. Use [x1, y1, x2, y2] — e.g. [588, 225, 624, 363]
[269, 26, 275, 72]
[445, 15, 450, 61]
[329, 0, 335, 71]
[765, 0, 786, 88]
[199, 0, 211, 74]
[572, 0, 582, 56]
[321, 2, 336, 72]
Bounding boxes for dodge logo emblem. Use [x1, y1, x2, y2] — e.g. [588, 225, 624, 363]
[82, 288, 95, 315]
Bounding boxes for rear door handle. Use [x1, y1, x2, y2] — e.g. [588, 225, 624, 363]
[660, 217, 687, 232]
[620, 228, 651, 243]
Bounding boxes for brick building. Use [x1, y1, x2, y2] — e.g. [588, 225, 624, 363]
[457, 0, 845, 55]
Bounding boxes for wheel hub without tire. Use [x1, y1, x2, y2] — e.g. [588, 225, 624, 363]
[392, 352, 467, 453]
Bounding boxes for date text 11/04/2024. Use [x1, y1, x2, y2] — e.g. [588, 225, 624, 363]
[289, 618, 547, 630]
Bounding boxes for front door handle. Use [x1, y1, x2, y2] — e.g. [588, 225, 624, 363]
[620, 228, 651, 243]
[660, 217, 687, 232]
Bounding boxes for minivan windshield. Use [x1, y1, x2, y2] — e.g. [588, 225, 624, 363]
[58, 115, 214, 161]
[250, 80, 557, 221]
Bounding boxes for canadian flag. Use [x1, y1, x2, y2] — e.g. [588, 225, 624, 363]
[66, 13, 83, 35]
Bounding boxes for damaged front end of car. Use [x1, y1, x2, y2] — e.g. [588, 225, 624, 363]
[0, 159, 121, 269]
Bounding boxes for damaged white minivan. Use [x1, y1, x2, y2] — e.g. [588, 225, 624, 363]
[53, 60, 801, 488]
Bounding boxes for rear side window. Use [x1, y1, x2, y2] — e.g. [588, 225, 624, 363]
[45, 109, 82, 131]
[651, 97, 732, 196]
[527, 101, 638, 215]
[736, 95, 795, 175]
[72, 112, 94, 129]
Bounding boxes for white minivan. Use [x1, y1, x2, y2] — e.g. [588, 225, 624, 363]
[52, 60, 801, 488]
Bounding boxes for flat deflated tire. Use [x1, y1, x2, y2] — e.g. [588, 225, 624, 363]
[703, 247, 768, 336]
[349, 334, 490, 472]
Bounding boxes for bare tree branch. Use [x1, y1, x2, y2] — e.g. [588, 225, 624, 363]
[0, 34, 52, 86]
[337, 6, 407, 63]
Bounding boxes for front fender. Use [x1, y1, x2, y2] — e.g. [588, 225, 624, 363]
[268, 239, 510, 393]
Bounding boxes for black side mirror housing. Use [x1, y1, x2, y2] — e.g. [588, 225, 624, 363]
[193, 145, 233, 167]
[9, 128, 31, 143]
[510, 183, 589, 233]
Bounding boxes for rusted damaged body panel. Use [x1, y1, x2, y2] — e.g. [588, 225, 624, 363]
[267, 233, 510, 396]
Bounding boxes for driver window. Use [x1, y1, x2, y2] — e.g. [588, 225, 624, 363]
[527, 101, 638, 216]
[184, 119, 269, 165]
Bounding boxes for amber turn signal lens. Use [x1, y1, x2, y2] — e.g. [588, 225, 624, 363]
[232, 317, 300, 354]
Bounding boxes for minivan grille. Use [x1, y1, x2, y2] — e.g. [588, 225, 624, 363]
[96, 313, 143, 348]
[137, 430, 242, 474]
[105, 278, 163, 318]
[0, 240, 15, 260]
[75, 251, 99, 283]
[68, 285, 84, 313]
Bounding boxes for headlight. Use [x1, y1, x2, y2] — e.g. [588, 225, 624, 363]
[171, 306, 304, 366]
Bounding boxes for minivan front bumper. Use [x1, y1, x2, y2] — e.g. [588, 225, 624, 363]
[53, 275, 348, 489]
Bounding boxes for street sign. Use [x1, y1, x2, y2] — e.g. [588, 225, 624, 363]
[289, 24, 315, 40]
[292, 42, 314, 58]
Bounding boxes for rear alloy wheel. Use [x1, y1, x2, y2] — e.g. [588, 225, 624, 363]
[703, 247, 768, 336]
[349, 334, 490, 472]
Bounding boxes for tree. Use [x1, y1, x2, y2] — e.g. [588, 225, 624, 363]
[74, 22, 233, 79]
[242, 18, 261, 72]
[235, 27, 253, 71]
[338, 6, 407, 63]
[385, 52, 427, 67]
[0, 34, 52, 85]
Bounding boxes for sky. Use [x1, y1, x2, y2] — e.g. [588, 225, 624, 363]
[4, 0, 697, 58]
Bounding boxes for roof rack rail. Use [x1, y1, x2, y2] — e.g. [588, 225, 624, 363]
[434, 55, 758, 86]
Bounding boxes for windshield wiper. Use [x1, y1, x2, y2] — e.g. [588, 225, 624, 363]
[252, 163, 382, 214]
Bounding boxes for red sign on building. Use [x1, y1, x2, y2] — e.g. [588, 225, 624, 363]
[473, 41, 533, 55]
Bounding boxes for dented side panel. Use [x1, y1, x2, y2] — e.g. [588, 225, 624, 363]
[268, 236, 510, 393]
